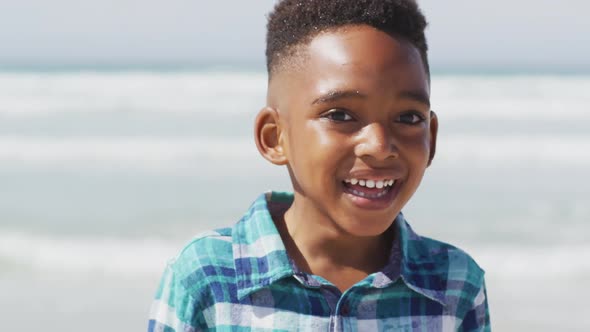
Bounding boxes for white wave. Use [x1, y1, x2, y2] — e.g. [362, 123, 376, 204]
[0, 136, 259, 172]
[438, 134, 590, 165]
[0, 230, 181, 278]
[0, 72, 589, 120]
[431, 75, 590, 120]
[0, 72, 267, 116]
[469, 244, 590, 280]
[1, 229, 587, 281]
[0, 135, 588, 171]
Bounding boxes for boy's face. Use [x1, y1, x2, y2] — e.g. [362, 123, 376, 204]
[262, 24, 437, 237]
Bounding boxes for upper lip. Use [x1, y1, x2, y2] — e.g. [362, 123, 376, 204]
[344, 169, 401, 181]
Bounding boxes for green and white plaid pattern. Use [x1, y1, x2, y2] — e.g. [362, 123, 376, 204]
[149, 191, 490, 331]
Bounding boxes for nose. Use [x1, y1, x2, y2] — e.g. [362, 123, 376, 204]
[355, 122, 398, 161]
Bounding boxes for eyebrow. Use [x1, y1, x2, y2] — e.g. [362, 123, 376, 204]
[398, 90, 431, 108]
[311, 89, 367, 105]
[311, 88, 431, 108]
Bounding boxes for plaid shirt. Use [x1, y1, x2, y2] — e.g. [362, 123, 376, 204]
[148, 192, 490, 331]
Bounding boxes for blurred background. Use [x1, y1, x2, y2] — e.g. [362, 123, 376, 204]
[0, 0, 588, 331]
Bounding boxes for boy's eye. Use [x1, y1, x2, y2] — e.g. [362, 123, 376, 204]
[397, 112, 425, 125]
[323, 110, 354, 122]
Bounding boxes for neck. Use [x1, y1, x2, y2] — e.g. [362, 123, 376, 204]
[277, 194, 393, 277]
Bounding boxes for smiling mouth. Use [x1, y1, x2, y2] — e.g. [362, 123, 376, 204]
[342, 178, 395, 199]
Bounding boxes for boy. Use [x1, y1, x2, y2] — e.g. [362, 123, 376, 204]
[149, 0, 490, 331]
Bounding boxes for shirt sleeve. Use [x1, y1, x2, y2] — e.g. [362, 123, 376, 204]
[459, 278, 491, 332]
[148, 260, 200, 332]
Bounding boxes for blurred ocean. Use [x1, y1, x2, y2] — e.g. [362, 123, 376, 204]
[0, 67, 589, 331]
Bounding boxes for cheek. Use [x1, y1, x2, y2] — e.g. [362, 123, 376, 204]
[290, 123, 352, 177]
[305, 121, 340, 147]
[305, 130, 342, 170]
[397, 130, 432, 163]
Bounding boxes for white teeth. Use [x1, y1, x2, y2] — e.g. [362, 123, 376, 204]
[344, 178, 397, 199]
[344, 178, 396, 188]
[350, 188, 388, 198]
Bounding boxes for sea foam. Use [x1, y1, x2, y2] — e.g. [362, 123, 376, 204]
[1, 229, 588, 281]
[0, 135, 587, 172]
[0, 71, 267, 116]
[0, 230, 179, 278]
[0, 72, 588, 121]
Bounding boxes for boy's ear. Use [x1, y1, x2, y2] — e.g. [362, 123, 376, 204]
[254, 106, 288, 165]
[427, 110, 438, 167]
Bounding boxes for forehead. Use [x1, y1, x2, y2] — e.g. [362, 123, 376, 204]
[268, 25, 429, 107]
[311, 26, 423, 74]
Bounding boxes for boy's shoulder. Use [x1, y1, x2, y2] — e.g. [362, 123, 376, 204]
[398, 218, 486, 305]
[167, 227, 235, 283]
[166, 192, 290, 293]
[417, 232, 484, 273]
[401, 217, 484, 274]
[421, 234, 484, 283]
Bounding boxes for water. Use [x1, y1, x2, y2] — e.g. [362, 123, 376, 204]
[0, 68, 588, 331]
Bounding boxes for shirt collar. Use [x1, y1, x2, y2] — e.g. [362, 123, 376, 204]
[233, 192, 295, 300]
[395, 213, 448, 305]
[233, 191, 447, 305]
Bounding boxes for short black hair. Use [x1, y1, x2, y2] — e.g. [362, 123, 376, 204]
[266, 0, 429, 78]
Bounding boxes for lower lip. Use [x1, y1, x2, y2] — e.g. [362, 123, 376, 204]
[342, 181, 401, 210]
